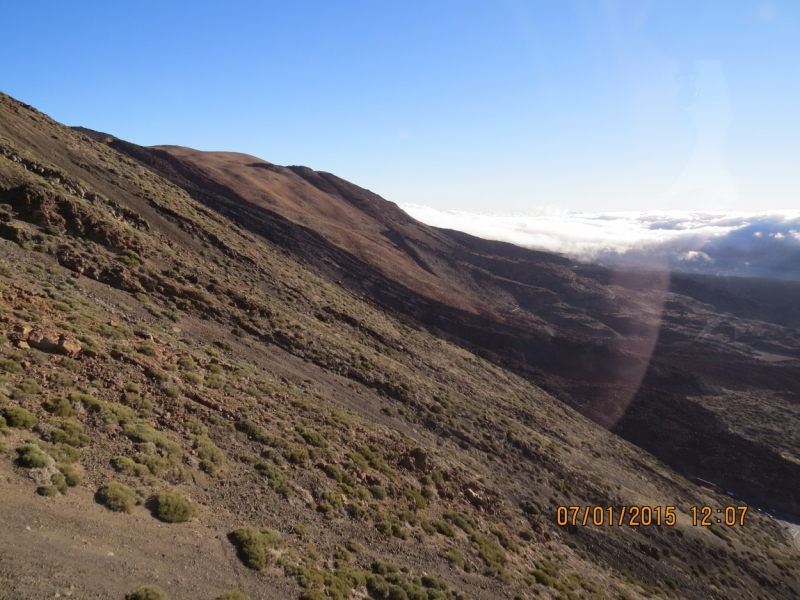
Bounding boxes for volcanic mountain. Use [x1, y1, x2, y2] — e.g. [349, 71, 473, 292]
[1, 91, 799, 599]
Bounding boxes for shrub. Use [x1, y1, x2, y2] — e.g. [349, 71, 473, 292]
[472, 532, 507, 570]
[229, 527, 283, 571]
[403, 488, 427, 510]
[50, 443, 81, 464]
[0, 359, 22, 374]
[156, 489, 196, 523]
[112, 456, 149, 477]
[183, 372, 202, 385]
[445, 511, 476, 534]
[217, 592, 250, 600]
[59, 465, 81, 487]
[194, 435, 225, 476]
[125, 585, 170, 600]
[16, 444, 48, 468]
[432, 520, 456, 537]
[162, 386, 180, 399]
[286, 449, 309, 464]
[51, 421, 90, 447]
[37, 484, 59, 496]
[124, 423, 166, 447]
[3, 406, 37, 429]
[369, 485, 387, 500]
[43, 397, 74, 417]
[51, 472, 68, 494]
[255, 462, 291, 497]
[96, 481, 137, 513]
[296, 425, 328, 448]
[138, 341, 157, 356]
[69, 391, 100, 411]
[16, 378, 41, 395]
[145, 367, 168, 382]
[177, 356, 196, 371]
[61, 357, 80, 371]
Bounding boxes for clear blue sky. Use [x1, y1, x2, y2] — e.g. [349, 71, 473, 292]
[2, 1, 798, 212]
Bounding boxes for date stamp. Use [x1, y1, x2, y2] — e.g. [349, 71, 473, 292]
[555, 505, 748, 527]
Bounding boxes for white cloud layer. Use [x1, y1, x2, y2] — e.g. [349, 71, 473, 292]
[400, 204, 800, 280]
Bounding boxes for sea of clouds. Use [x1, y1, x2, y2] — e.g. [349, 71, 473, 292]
[400, 205, 800, 280]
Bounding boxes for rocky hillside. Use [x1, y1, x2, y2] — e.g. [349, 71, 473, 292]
[1, 91, 799, 599]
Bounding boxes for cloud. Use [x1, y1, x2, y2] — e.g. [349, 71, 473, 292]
[400, 204, 800, 280]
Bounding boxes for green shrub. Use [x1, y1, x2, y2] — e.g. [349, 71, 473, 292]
[59, 465, 81, 487]
[443, 547, 464, 569]
[445, 511, 475, 534]
[50, 443, 81, 464]
[0, 359, 22, 374]
[43, 397, 74, 417]
[162, 386, 180, 398]
[112, 456, 149, 477]
[124, 423, 166, 446]
[177, 356, 196, 371]
[403, 488, 427, 510]
[145, 367, 168, 382]
[229, 527, 283, 571]
[156, 489, 196, 523]
[216, 592, 250, 600]
[69, 391, 100, 411]
[51, 472, 68, 494]
[125, 585, 170, 600]
[296, 425, 328, 448]
[286, 448, 309, 464]
[96, 481, 137, 513]
[472, 532, 507, 570]
[432, 520, 456, 537]
[16, 378, 41, 395]
[183, 372, 202, 385]
[369, 485, 387, 500]
[61, 357, 80, 371]
[37, 484, 59, 496]
[194, 435, 224, 476]
[51, 421, 90, 447]
[138, 341, 157, 356]
[16, 444, 48, 468]
[3, 406, 37, 429]
[255, 462, 291, 497]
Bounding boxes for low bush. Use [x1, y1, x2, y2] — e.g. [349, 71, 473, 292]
[286, 448, 309, 464]
[432, 520, 456, 537]
[156, 489, 196, 523]
[16, 444, 48, 468]
[51, 421, 91, 447]
[0, 359, 22, 374]
[3, 406, 37, 429]
[217, 592, 250, 600]
[229, 526, 283, 571]
[193, 435, 224, 476]
[37, 484, 59, 496]
[59, 465, 81, 487]
[112, 456, 149, 477]
[255, 462, 291, 497]
[369, 485, 387, 500]
[43, 397, 73, 417]
[96, 481, 137, 513]
[125, 585, 170, 600]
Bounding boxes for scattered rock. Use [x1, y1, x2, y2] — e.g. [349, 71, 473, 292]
[399, 447, 432, 473]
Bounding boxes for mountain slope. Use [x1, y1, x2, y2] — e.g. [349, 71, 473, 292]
[1, 91, 799, 599]
[101, 129, 800, 519]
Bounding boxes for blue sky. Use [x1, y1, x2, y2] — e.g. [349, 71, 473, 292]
[2, 1, 798, 211]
